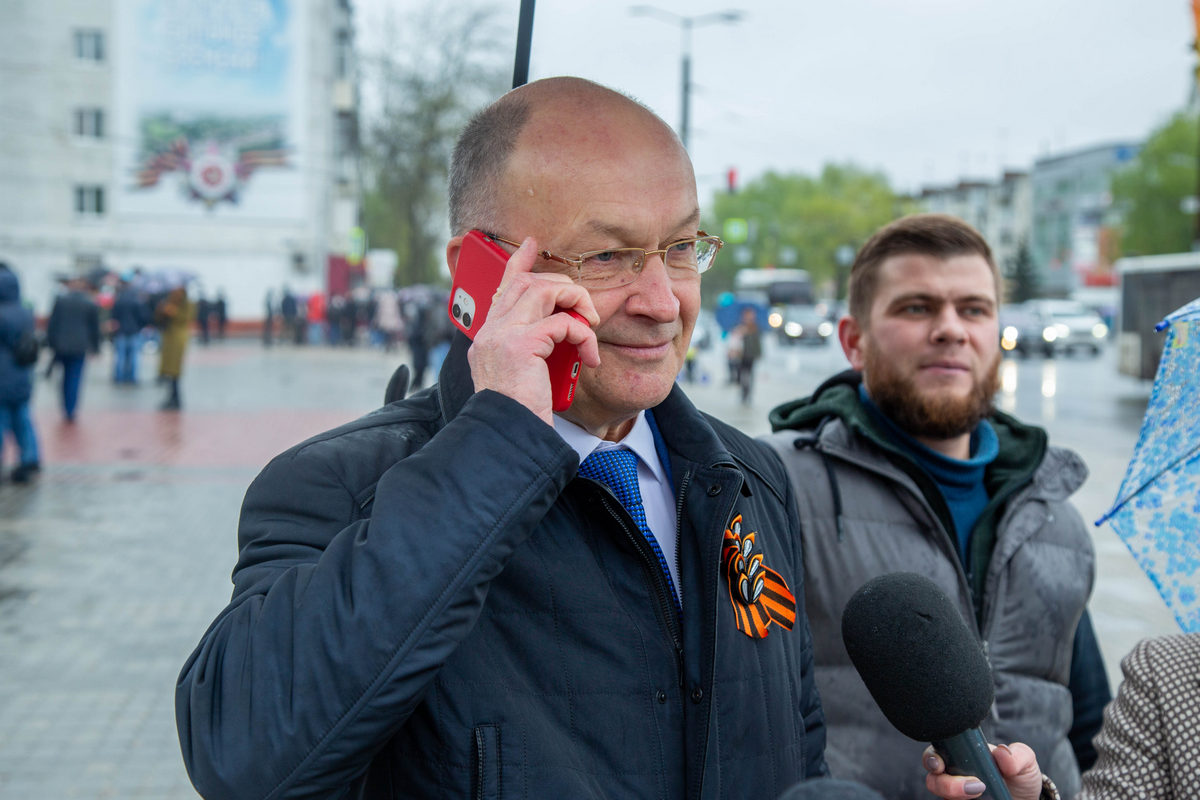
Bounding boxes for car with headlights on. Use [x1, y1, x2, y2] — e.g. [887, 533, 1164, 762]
[999, 304, 1052, 357]
[1022, 299, 1109, 356]
[776, 304, 834, 346]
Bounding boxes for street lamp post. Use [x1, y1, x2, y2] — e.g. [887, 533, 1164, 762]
[629, 6, 744, 150]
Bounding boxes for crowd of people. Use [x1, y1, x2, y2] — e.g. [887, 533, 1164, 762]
[0, 268, 200, 482]
[263, 285, 457, 389]
[0, 268, 470, 483]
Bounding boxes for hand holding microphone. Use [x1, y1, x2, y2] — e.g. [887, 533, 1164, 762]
[840, 572, 1015, 800]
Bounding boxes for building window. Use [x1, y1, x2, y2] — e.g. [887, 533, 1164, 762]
[336, 29, 352, 79]
[73, 108, 105, 139]
[335, 110, 358, 155]
[74, 253, 105, 272]
[74, 29, 105, 62]
[74, 185, 105, 216]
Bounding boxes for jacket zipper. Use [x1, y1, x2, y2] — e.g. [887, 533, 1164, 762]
[673, 469, 692, 613]
[820, 445, 981, 635]
[593, 491, 684, 666]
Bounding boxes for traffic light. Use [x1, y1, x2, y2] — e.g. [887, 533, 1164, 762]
[726, 167, 737, 193]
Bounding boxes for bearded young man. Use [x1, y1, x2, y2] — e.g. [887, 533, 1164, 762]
[763, 214, 1110, 800]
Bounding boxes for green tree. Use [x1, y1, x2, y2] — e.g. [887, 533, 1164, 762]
[361, 3, 509, 287]
[1006, 238, 1039, 303]
[706, 164, 914, 301]
[1111, 109, 1199, 256]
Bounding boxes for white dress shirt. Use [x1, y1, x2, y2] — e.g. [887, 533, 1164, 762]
[554, 411, 681, 600]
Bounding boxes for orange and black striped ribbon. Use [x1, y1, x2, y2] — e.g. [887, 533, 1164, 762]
[722, 514, 796, 638]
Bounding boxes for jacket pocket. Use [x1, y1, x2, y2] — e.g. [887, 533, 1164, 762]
[472, 724, 502, 800]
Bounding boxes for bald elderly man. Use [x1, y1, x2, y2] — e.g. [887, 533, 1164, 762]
[176, 77, 828, 799]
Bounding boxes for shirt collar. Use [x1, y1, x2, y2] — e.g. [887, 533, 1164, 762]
[555, 411, 668, 485]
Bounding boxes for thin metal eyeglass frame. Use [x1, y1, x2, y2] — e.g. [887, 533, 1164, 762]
[484, 231, 724, 286]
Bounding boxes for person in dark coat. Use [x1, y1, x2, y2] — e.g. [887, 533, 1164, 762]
[110, 277, 148, 383]
[279, 286, 301, 345]
[262, 289, 275, 347]
[0, 264, 40, 481]
[194, 294, 211, 345]
[404, 299, 432, 388]
[213, 291, 227, 340]
[175, 77, 831, 800]
[733, 305, 762, 404]
[46, 276, 100, 423]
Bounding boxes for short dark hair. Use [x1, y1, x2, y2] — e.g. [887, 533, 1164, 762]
[847, 213, 999, 323]
[447, 96, 532, 236]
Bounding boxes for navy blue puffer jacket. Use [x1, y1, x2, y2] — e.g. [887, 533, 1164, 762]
[176, 334, 828, 800]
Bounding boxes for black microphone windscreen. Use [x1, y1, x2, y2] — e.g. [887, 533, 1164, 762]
[776, 778, 886, 800]
[840, 572, 993, 742]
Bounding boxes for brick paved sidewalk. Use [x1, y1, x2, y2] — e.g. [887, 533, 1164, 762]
[0, 339, 759, 799]
[0, 341, 408, 800]
[0, 337, 1178, 798]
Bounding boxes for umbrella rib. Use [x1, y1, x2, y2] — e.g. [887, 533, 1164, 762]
[1098, 440, 1200, 525]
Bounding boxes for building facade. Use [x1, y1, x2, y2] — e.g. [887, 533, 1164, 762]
[918, 171, 1032, 292]
[0, 0, 361, 320]
[1029, 141, 1140, 296]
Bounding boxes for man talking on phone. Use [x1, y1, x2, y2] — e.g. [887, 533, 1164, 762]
[176, 77, 830, 799]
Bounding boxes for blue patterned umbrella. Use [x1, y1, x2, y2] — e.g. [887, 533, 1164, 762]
[1097, 297, 1200, 632]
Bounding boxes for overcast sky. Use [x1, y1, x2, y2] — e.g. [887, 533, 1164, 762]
[358, 1, 1193, 203]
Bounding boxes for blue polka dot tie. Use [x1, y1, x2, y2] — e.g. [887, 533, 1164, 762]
[578, 448, 680, 613]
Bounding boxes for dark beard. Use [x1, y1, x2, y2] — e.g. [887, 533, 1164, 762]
[864, 345, 1001, 440]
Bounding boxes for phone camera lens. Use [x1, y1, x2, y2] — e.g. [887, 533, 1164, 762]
[452, 303, 462, 320]
[462, 312, 472, 328]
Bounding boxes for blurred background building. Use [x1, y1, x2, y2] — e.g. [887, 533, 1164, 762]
[0, 0, 362, 320]
[1029, 141, 1141, 295]
[919, 170, 1033, 283]
[918, 142, 1141, 299]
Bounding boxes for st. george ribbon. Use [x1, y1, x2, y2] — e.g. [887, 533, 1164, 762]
[841, 572, 1013, 800]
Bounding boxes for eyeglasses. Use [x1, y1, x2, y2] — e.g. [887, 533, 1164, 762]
[485, 231, 723, 290]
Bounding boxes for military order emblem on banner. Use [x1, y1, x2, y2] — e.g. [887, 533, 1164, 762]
[721, 514, 796, 638]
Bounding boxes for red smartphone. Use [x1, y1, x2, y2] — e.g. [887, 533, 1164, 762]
[449, 230, 585, 411]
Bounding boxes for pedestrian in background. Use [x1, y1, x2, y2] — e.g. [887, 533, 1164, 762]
[0, 263, 40, 482]
[262, 289, 276, 347]
[280, 287, 300, 345]
[305, 291, 326, 345]
[195, 293, 211, 345]
[213, 291, 227, 340]
[403, 299, 432, 389]
[371, 288, 403, 352]
[155, 285, 192, 411]
[732, 305, 762, 405]
[110, 276, 148, 384]
[46, 276, 100, 423]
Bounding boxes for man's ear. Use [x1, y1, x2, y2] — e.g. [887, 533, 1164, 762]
[839, 315, 867, 371]
[445, 235, 466, 280]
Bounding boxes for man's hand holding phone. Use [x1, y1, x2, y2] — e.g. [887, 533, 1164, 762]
[451, 232, 600, 425]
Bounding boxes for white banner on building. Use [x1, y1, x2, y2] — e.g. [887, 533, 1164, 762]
[114, 0, 306, 220]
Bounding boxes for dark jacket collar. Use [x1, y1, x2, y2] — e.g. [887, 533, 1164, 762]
[436, 332, 478, 425]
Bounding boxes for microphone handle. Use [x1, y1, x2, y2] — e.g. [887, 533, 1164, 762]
[932, 729, 1014, 800]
